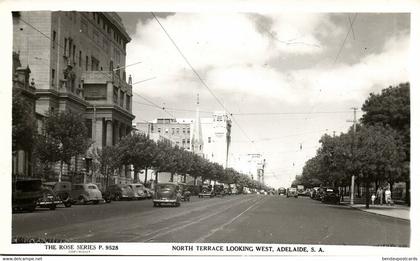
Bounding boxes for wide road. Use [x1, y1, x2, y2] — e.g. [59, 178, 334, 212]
[12, 194, 410, 246]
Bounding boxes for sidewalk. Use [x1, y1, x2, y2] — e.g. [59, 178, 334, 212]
[341, 196, 410, 220]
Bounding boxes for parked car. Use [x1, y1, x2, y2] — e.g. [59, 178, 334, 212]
[144, 187, 154, 199]
[278, 187, 286, 196]
[43, 181, 72, 207]
[214, 185, 225, 197]
[198, 186, 215, 198]
[71, 183, 103, 204]
[286, 187, 298, 198]
[12, 178, 43, 212]
[37, 186, 61, 210]
[178, 183, 191, 202]
[310, 187, 320, 199]
[95, 183, 112, 203]
[153, 182, 181, 207]
[321, 188, 340, 204]
[106, 184, 135, 201]
[129, 183, 148, 200]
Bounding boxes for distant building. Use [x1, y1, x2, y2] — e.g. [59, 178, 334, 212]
[135, 118, 191, 149]
[135, 110, 232, 168]
[13, 11, 134, 185]
[230, 153, 265, 183]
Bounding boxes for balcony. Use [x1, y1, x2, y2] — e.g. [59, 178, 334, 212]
[81, 71, 132, 94]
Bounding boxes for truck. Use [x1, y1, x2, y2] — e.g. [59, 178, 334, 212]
[297, 185, 305, 196]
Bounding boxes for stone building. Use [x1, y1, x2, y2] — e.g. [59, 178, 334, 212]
[12, 11, 135, 184]
[12, 52, 38, 177]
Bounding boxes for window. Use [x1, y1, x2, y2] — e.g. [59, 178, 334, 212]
[72, 45, 76, 61]
[187, 139, 190, 144]
[64, 38, 67, 56]
[91, 56, 99, 71]
[158, 128, 161, 133]
[51, 69, 55, 86]
[119, 90, 124, 107]
[217, 116, 223, 122]
[85, 119, 92, 138]
[182, 139, 185, 144]
[85, 55, 89, 71]
[208, 137, 211, 143]
[187, 128, 190, 134]
[126, 95, 131, 111]
[165, 129, 169, 134]
[52, 30, 56, 49]
[172, 128, 175, 134]
[176, 128, 179, 134]
[79, 51, 82, 67]
[182, 128, 185, 134]
[81, 19, 88, 35]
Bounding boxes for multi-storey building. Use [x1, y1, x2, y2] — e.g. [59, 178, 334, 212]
[135, 119, 191, 150]
[12, 11, 135, 184]
[229, 153, 265, 183]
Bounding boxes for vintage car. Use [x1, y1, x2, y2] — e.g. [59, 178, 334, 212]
[153, 182, 181, 207]
[42, 181, 72, 207]
[106, 184, 135, 201]
[128, 183, 148, 200]
[321, 188, 340, 204]
[144, 187, 154, 199]
[213, 185, 225, 197]
[71, 183, 103, 204]
[37, 186, 61, 210]
[178, 183, 191, 202]
[198, 186, 215, 198]
[12, 178, 43, 212]
[286, 187, 298, 198]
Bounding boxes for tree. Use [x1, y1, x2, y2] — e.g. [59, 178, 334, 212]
[98, 146, 120, 187]
[39, 110, 91, 181]
[361, 82, 410, 204]
[353, 125, 406, 208]
[12, 89, 37, 152]
[117, 132, 157, 183]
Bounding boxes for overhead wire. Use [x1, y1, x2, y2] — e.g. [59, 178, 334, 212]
[151, 12, 259, 154]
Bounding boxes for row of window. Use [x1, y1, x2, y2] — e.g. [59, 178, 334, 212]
[90, 12, 126, 50]
[156, 127, 191, 135]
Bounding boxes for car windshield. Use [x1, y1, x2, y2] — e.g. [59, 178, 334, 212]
[88, 185, 97, 190]
[156, 184, 176, 192]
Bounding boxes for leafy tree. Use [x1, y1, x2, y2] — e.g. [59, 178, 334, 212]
[117, 132, 157, 183]
[39, 110, 91, 181]
[12, 89, 37, 152]
[361, 82, 410, 203]
[98, 146, 120, 187]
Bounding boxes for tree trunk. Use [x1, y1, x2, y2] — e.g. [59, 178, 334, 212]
[183, 174, 187, 183]
[406, 180, 410, 206]
[144, 167, 148, 184]
[170, 172, 174, 182]
[155, 171, 159, 184]
[194, 176, 197, 186]
[59, 160, 63, 182]
[134, 167, 139, 183]
[365, 182, 370, 209]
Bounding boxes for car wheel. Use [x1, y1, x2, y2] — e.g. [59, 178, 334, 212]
[115, 194, 121, 201]
[79, 196, 87, 205]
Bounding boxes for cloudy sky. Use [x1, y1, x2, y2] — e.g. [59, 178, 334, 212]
[119, 12, 410, 188]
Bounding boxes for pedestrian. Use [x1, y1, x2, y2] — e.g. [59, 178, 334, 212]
[377, 187, 383, 205]
[371, 193, 376, 205]
[385, 187, 392, 206]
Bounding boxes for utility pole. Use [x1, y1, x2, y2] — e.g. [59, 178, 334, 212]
[346, 107, 357, 205]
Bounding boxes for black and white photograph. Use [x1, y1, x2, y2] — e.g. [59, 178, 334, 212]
[1, 0, 419, 260]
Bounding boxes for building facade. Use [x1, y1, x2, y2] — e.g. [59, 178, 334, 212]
[229, 153, 265, 183]
[12, 11, 135, 184]
[135, 111, 232, 168]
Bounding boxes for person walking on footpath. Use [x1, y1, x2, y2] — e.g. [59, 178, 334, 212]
[377, 187, 383, 205]
[385, 187, 392, 206]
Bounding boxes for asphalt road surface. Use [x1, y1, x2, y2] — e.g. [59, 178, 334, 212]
[12, 194, 410, 246]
